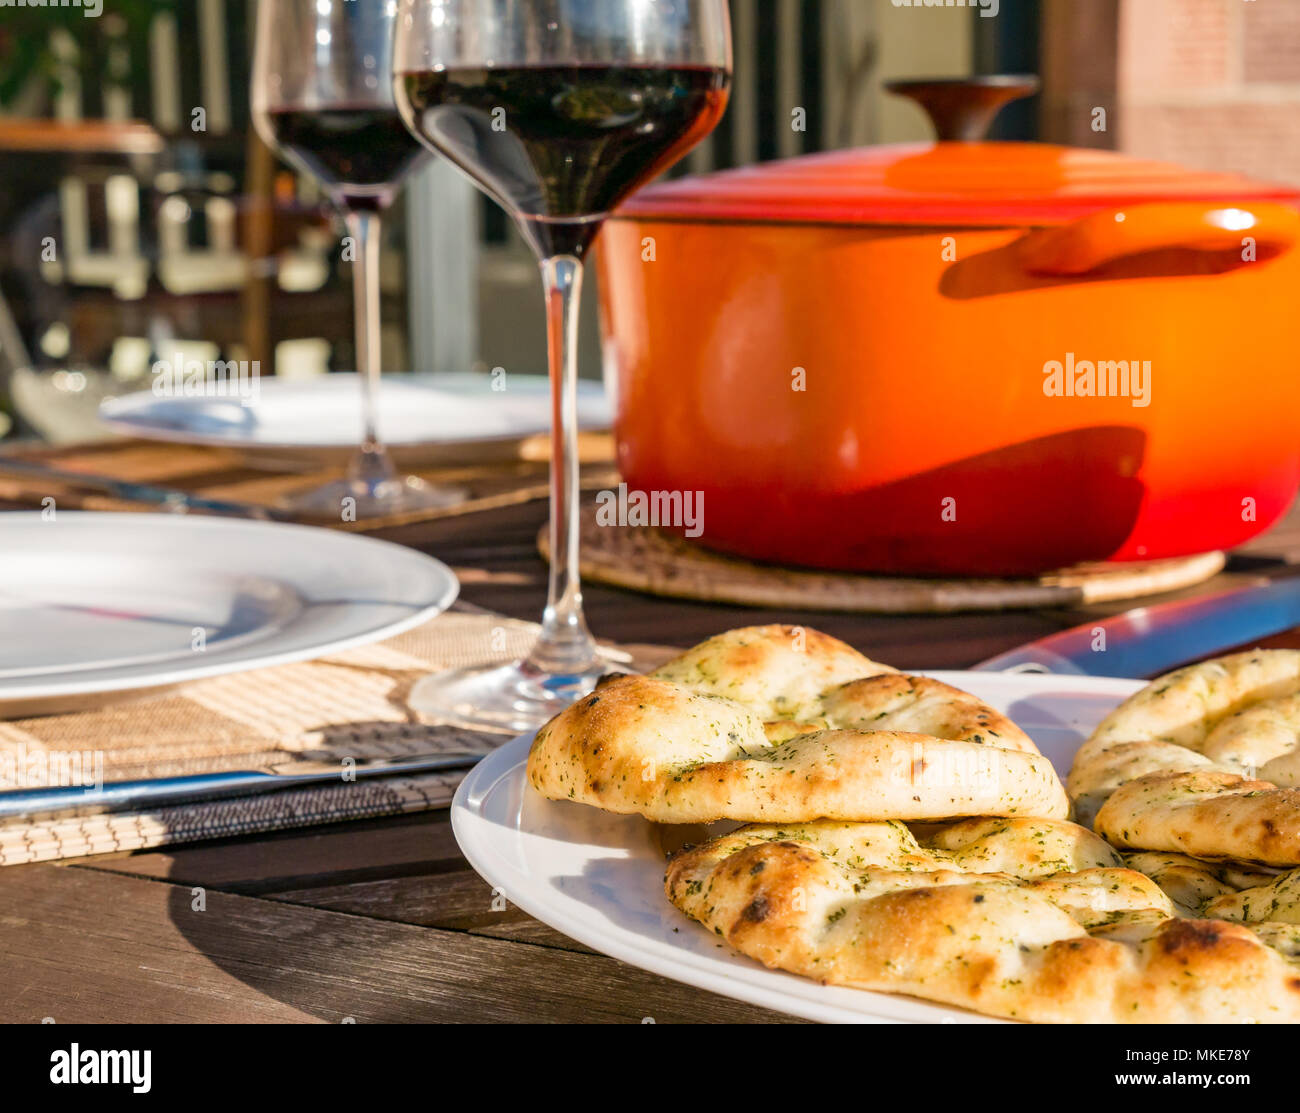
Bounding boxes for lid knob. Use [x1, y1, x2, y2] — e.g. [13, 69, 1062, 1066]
[884, 75, 1041, 142]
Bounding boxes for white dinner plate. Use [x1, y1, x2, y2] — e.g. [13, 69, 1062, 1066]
[0, 511, 458, 716]
[98, 372, 612, 451]
[451, 670, 1145, 1024]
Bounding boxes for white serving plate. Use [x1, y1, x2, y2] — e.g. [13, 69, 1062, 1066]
[451, 670, 1144, 1024]
[98, 372, 612, 451]
[0, 511, 458, 716]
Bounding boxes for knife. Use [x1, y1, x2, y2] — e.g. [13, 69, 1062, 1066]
[972, 575, 1300, 679]
[0, 458, 294, 521]
[0, 750, 486, 821]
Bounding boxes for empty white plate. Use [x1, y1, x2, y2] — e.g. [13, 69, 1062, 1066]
[451, 670, 1144, 1024]
[0, 511, 458, 716]
[98, 372, 612, 451]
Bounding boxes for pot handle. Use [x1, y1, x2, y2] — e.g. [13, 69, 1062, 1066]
[1017, 202, 1300, 276]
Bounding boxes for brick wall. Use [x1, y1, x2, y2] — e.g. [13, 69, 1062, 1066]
[1118, 0, 1300, 185]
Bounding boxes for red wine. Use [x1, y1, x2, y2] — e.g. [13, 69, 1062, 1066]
[398, 64, 729, 256]
[264, 107, 428, 211]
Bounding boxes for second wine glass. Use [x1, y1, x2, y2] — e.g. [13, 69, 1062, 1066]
[394, 0, 732, 731]
[252, 0, 464, 519]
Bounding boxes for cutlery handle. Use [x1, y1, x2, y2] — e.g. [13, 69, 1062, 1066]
[0, 771, 279, 820]
[0, 753, 484, 820]
[972, 576, 1300, 679]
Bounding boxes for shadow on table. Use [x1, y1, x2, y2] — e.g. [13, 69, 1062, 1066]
[149, 719, 506, 1021]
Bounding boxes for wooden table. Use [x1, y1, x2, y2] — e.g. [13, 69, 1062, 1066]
[4, 495, 1300, 1024]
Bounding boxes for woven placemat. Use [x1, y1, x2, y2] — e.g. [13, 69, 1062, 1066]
[0, 609, 644, 867]
[0, 435, 617, 532]
[540, 516, 1227, 615]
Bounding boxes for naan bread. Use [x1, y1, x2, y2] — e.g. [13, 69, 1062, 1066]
[1205, 868, 1300, 925]
[1125, 851, 1282, 917]
[1125, 851, 1300, 953]
[1086, 650, 1300, 755]
[1067, 740, 1224, 829]
[1069, 650, 1300, 862]
[1071, 651, 1300, 803]
[666, 817, 1300, 1023]
[1095, 770, 1300, 867]
[527, 626, 1068, 822]
[649, 624, 897, 720]
[1202, 692, 1300, 784]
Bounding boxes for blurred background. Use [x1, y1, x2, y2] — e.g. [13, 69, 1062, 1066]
[0, 0, 1296, 444]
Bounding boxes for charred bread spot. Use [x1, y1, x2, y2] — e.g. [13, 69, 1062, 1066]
[963, 957, 998, 994]
[1157, 919, 1224, 960]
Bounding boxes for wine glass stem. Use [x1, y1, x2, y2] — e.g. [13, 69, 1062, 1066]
[526, 254, 601, 677]
[345, 208, 396, 492]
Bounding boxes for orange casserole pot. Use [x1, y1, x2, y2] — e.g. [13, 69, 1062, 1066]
[596, 82, 1300, 576]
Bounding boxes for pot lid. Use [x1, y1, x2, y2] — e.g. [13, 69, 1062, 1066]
[616, 77, 1300, 227]
[615, 143, 1300, 227]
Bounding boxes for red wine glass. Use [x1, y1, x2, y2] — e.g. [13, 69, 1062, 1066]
[252, 0, 465, 518]
[394, 0, 731, 731]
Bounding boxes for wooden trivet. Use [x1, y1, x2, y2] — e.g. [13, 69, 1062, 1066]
[539, 517, 1227, 615]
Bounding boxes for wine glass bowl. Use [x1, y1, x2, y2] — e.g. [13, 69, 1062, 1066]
[397, 62, 730, 258]
[251, 0, 466, 519]
[394, 0, 731, 732]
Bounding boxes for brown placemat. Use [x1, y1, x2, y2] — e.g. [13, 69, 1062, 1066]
[0, 609, 644, 866]
[0, 435, 617, 532]
[540, 515, 1227, 615]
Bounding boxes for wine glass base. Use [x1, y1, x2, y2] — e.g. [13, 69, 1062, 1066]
[283, 475, 468, 520]
[409, 659, 616, 734]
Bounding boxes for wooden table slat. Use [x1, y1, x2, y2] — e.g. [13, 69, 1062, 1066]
[272, 871, 595, 953]
[0, 865, 794, 1023]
